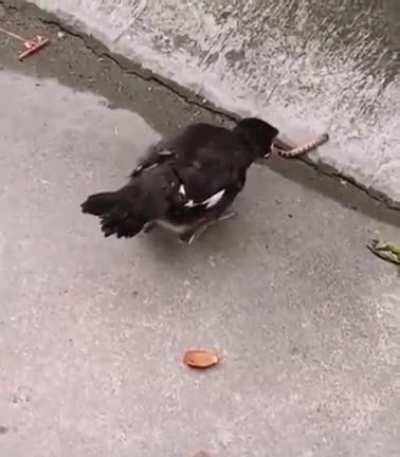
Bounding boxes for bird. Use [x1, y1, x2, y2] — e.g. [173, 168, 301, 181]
[81, 117, 279, 244]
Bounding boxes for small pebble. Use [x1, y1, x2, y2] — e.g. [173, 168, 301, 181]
[57, 31, 66, 39]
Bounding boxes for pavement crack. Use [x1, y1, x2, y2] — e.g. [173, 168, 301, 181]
[37, 16, 239, 123]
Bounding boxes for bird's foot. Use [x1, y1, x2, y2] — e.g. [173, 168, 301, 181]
[179, 211, 238, 245]
[179, 223, 209, 245]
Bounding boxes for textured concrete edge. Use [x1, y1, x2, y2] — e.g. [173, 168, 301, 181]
[11, 0, 400, 210]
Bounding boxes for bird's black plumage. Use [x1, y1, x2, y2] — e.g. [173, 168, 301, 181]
[81, 117, 278, 243]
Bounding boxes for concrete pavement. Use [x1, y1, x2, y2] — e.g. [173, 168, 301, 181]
[0, 8, 399, 457]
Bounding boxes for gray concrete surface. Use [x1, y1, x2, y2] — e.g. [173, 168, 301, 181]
[23, 0, 400, 206]
[0, 59, 400, 457]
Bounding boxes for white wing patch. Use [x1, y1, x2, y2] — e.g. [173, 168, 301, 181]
[184, 200, 196, 208]
[134, 149, 173, 175]
[179, 184, 187, 197]
[184, 189, 226, 210]
[134, 162, 158, 174]
[204, 189, 226, 208]
[159, 149, 173, 156]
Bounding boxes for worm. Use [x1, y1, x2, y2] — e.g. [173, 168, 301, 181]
[273, 133, 329, 158]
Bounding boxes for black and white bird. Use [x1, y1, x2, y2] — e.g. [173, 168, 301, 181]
[81, 118, 279, 244]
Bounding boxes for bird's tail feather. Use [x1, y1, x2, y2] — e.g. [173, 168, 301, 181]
[81, 192, 121, 216]
[81, 190, 145, 238]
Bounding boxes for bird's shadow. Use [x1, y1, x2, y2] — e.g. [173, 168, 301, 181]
[138, 216, 243, 267]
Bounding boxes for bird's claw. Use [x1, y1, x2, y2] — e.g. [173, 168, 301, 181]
[178, 211, 237, 245]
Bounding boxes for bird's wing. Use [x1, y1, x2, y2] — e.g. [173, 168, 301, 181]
[131, 123, 247, 214]
[170, 124, 247, 210]
[130, 139, 174, 177]
[131, 123, 228, 177]
[177, 154, 247, 214]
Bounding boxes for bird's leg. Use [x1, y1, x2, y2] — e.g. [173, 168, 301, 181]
[179, 211, 237, 245]
[217, 210, 237, 222]
[179, 221, 210, 245]
[143, 221, 157, 233]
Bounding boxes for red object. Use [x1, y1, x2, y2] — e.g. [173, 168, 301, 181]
[18, 36, 50, 61]
[0, 27, 50, 61]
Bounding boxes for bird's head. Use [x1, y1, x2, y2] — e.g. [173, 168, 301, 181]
[233, 117, 279, 159]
